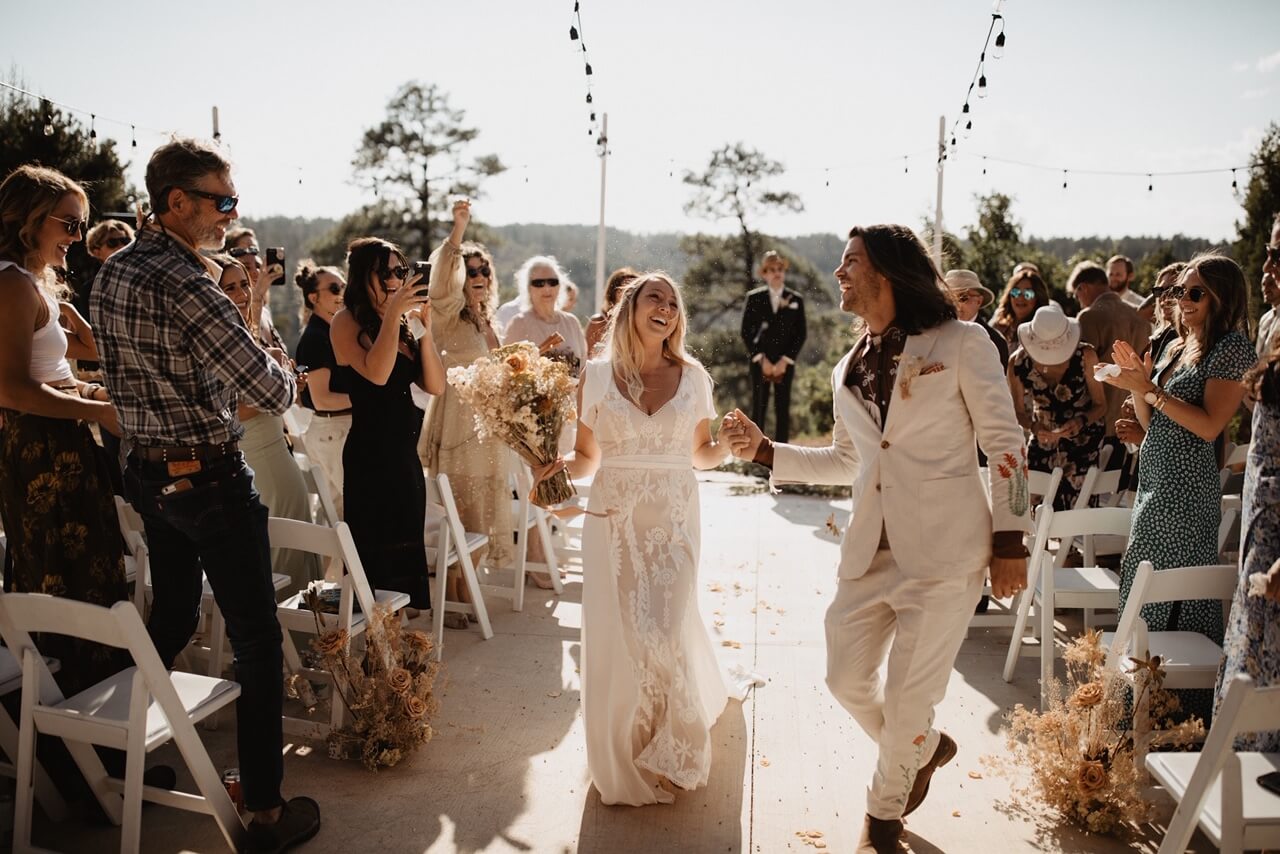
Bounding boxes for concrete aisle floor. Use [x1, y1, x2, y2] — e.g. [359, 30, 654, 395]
[30, 471, 1211, 853]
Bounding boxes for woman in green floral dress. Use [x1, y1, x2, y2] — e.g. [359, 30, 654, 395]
[1102, 252, 1255, 725]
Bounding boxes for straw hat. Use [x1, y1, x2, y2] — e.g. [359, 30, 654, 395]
[943, 269, 995, 307]
[1017, 304, 1081, 365]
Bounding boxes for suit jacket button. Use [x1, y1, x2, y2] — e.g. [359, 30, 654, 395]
[880, 440, 890, 449]
[875, 484, 881, 491]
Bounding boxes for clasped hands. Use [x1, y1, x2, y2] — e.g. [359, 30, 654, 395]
[758, 357, 788, 383]
[719, 409, 764, 461]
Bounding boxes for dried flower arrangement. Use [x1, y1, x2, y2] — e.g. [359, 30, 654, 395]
[985, 629, 1204, 835]
[301, 586, 441, 770]
[447, 341, 578, 506]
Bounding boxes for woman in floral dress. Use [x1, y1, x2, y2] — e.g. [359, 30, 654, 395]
[1007, 305, 1107, 510]
[1213, 315, 1280, 749]
[1102, 252, 1255, 724]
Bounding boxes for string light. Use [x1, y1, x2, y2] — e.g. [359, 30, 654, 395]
[982, 155, 987, 176]
[89, 114, 96, 140]
[41, 99, 54, 136]
[963, 120, 972, 138]
[569, 0, 600, 137]
[943, 3, 1004, 159]
[130, 125, 137, 148]
[1231, 168, 1238, 190]
[1148, 173, 1153, 192]
[1062, 169, 1068, 190]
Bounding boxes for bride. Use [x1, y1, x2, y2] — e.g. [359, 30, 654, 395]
[534, 271, 731, 805]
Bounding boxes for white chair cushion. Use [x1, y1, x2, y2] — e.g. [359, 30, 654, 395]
[277, 588, 411, 633]
[51, 668, 239, 751]
[1146, 752, 1280, 846]
[1103, 631, 1225, 690]
[1036, 566, 1120, 607]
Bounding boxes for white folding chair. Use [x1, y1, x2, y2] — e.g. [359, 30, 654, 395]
[114, 496, 149, 617]
[1217, 442, 1250, 559]
[1148, 674, 1280, 854]
[272, 518, 411, 739]
[0, 594, 244, 853]
[425, 474, 495, 660]
[1103, 560, 1237, 765]
[297, 455, 340, 528]
[1002, 506, 1130, 705]
[505, 457, 564, 608]
[281, 406, 309, 456]
[0, 648, 68, 824]
[968, 467, 1062, 635]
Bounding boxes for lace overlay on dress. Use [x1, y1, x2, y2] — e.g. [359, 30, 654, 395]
[580, 359, 727, 803]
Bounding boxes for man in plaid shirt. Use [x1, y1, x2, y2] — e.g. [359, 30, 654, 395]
[92, 138, 320, 852]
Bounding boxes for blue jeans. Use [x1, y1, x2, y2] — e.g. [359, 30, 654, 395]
[125, 453, 284, 812]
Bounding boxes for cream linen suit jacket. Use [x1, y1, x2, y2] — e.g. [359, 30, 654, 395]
[773, 319, 1030, 580]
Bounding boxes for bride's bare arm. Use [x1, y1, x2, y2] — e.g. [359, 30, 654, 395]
[692, 418, 730, 470]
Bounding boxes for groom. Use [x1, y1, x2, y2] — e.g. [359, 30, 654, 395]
[722, 225, 1030, 853]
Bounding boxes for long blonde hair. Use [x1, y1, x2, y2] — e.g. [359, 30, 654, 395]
[604, 271, 700, 403]
[0, 165, 89, 298]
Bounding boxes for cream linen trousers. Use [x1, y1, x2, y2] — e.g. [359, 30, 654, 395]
[824, 547, 985, 820]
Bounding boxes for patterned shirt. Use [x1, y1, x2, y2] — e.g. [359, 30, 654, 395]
[844, 326, 906, 429]
[89, 227, 296, 446]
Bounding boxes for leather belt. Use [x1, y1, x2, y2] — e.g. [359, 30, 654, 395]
[132, 441, 239, 463]
[310, 408, 352, 418]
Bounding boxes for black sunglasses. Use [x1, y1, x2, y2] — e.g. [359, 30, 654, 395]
[229, 245, 259, 258]
[466, 264, 491, 279]
[319, 283, 344, 296]
[48, 215, 88, 238]
[530, 277, 560, 288]
[379, 265, 410, 281]
[1266, 245, 1280, 265]
[184, 188, 239, 213]
[1151, 286, 1176, 300]
[104, 235, 132, 249]
[1167, 285, 1211, 303]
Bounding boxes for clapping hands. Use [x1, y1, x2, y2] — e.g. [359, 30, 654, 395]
[1097, 340, 1154, 394]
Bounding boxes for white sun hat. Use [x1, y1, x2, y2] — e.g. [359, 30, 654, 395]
[1016, 304, 1081, 365]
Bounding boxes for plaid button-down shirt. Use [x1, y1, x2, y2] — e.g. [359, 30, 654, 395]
[90, 227, 296, 446]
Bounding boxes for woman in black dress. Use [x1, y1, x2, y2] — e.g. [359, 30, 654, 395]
[331, 238, 445, 609]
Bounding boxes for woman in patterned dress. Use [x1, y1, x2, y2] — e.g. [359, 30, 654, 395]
[1213, 298, 1280, 749]
[1007, 305, 1107, 510]
[1101, 252, 1256, 724]
[0, 165, 128, 695]
[532, 272, 732, 806]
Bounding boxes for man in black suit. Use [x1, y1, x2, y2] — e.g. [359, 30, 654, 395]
[741, 250, 806, 443]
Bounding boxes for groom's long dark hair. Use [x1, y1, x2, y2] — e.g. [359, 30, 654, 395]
[849, 224, 956, 335]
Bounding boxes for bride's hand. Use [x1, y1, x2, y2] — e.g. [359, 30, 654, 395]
[530, 457, 566, 486]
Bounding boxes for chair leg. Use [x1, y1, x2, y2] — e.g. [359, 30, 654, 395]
[1040, 589, 1055, 710]
[14, 654, 38, 853]
[459, 552, 494, 640]
[534, 512, 562, 594]
[0, 704, 67, 822]
[433, 563, 448, 662]
[512, 523, 527, 613]
[120, 673, 148, 854]
[166, 716, 247, 852]
[1001, 588, 1035, 682]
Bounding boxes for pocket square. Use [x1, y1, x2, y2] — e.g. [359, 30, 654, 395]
[919, 362, 946, 375]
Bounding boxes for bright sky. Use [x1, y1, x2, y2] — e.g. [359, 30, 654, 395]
[4, 0, 1279, 242]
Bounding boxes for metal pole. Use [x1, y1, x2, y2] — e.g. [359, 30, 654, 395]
[933, 114, 945, 269]
[594, 114, 609, 313]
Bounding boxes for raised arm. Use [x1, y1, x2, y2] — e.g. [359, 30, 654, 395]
[427, 199, 471, 318]
[331, 277, 428, 387]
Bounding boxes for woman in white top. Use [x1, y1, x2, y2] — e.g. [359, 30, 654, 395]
[0, 165, 127, 695]
[533, 272, 731, 805]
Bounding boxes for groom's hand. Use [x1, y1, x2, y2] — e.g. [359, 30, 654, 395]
[989, 556, 1028, 600]
[724, 408, 765, 461]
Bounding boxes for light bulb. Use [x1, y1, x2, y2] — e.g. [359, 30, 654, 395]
[993, 31, 1005, 60]
[977, 75, 988, 99]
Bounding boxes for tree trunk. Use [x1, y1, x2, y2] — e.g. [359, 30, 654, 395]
[738, 212, 756, 294]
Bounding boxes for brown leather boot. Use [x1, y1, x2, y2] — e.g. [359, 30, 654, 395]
[857, 815, 907, 853]
[904, 731, 957, 816]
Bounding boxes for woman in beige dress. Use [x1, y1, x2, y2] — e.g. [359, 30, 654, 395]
[418, 200, 512, 627]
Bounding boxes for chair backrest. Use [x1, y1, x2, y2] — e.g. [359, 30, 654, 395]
[114, 496, 146, 552]
[1157, 674, 1280, 854]
[1074, 466, 1123, 508]
[1225, 442, 1249, 471]
[1026, 467, 1064, 504]
[301, 459, 340, 527]
[1108, 561, 1237, 665]
[0, 594, 175, 710]
[429, 473, 471, 560]
[1044, 506, 1133, 541]
[266, 518, 376, 615]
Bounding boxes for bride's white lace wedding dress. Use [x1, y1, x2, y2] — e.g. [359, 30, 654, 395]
[578, 358, 728, 806]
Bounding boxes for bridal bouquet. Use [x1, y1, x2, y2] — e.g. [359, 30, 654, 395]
[447, 341, 577, 506]
[986, 629, 1203, 835]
